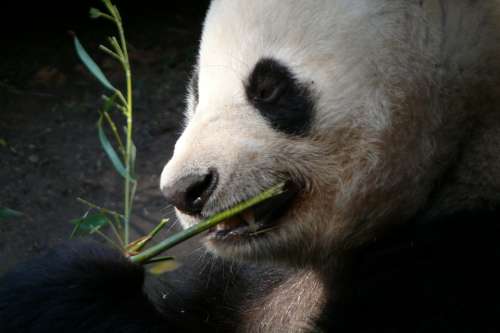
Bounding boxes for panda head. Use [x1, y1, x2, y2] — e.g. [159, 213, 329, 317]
[161, 0, 453, 264]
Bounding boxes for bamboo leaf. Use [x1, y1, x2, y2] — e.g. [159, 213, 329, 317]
[0, 207, 23, 221]
[101, 95, 125, 156]
[89, 7, 103, 19]
[74, 36, 116, 91]
[147, 257, 178, 275]
[102, 93, 117, 113]
[98, 115, 134, 181]
[70, 213, 109, 236]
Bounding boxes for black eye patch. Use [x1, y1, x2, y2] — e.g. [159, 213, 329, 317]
[245, 58, 314, 136]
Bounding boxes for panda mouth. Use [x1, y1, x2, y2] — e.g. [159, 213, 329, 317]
[206, 183, 298, 241]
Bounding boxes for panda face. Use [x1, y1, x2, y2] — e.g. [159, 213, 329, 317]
[161, 0, 444, 263]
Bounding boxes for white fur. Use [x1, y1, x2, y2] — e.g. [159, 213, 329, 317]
[161, 0, 500, 263]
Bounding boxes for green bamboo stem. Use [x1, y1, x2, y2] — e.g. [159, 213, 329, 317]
[143, 256, 175, 265]
[130, 183, 286, 264]
[95, 229, 123, 251]
[101, 0, 134, 245]
[99, 45, 121, 62]
[128, 218, 170, 253]
[123, 71, 133, 245]
[120, 12, 134, 246]
[76, 197, 124, 218]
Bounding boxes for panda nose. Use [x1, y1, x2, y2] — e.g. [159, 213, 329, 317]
[162, 169, 219, 215]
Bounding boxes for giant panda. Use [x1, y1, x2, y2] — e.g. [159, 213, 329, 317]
[2, 0, 500, 332]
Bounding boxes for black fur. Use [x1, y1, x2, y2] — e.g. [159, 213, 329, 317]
[245, 58, 315, 136]
[1, 209, 500, 332]
[0, 240, 288, 332]
[0, 241, 166, 332]
[318, 209, 500, 332]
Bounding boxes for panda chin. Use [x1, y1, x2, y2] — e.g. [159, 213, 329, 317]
[205, 185, 298, 243]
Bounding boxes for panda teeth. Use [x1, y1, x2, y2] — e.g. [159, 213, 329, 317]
[216, 217, 241, 231]
[241, 210, 258, 232]
[212, 211, 258, 236]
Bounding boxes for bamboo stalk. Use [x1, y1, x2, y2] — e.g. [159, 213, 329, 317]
[130, 183, 286, 264]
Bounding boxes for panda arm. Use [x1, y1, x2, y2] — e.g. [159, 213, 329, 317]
[0, 240, 169, 332]
[0, 240, 277, 332]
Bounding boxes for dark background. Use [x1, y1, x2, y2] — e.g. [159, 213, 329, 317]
[0, 1, 211, 273]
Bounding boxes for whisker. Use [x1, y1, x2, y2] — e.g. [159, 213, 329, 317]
[249, 226, 280, 237]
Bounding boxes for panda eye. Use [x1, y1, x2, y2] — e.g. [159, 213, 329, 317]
[245, 57, 315, 136]
[253, 80, 286, 104]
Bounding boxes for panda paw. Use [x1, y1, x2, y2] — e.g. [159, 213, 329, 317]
[0, 240, 166, 332]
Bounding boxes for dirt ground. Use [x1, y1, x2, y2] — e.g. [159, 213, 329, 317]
[0, 2, 210, 274]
